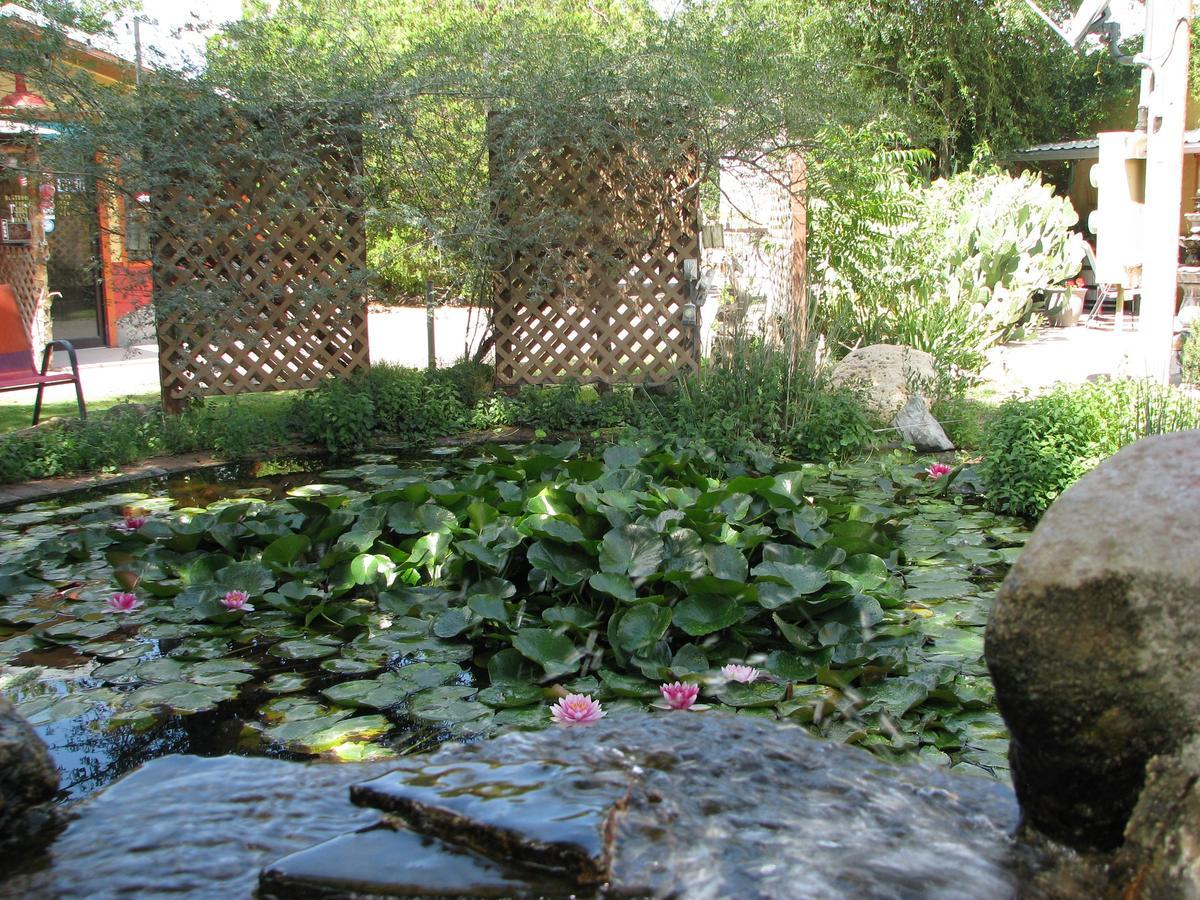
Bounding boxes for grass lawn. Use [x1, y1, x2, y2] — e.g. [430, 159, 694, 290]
[0, 392, 298, 437]
[0, 393, 161, 435]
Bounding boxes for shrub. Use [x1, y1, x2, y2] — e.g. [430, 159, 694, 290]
[979, 388, 1109, 519]
[163, 398, 291, 457]
[812, 144, 1083, 372]
[289, 373, 379, 455]
[511, 382, 630, 433]
[782, 389, 876, 461]
[0, 406, 167, 483]
[289, 364, 468, 455]
[1182, 327, 1200, 386]
[981, 380, 1200, 518]
[470, 394, 519, 430]
[625, 340, 878, 460]
[425, 360, 495, 410]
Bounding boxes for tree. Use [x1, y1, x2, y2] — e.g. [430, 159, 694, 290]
[835, 0, 1140, 174]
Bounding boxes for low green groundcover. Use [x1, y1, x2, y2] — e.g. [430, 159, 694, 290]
[0, 441, 1024, 786]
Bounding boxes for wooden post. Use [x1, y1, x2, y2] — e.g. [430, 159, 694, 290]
[27, 146, 50, 359]
[1139, 0, 1191, 383]
[425, 279, 436, 370]
[789, 152, 809, 352]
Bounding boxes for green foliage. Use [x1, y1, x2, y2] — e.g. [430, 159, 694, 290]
[470, 395, 519, 431]
[513, 383, 631, 433]
[1182, 328, 1200, 386]
[813, 156, 1083, 372]
[981, 380, 1200, 518]
[785, 390, 877, 461]
[290, 364, 468, 456]
[630, 341, 878, 461]
[0, 397, 295, 485]
[0, 442, 1027, 777]
[0, 406, 163, 483]
[979, 387, 1110, 519]
[426, 360, 496, 411]
[165, 398, 293, 458]
[834, 0, 1139, 173]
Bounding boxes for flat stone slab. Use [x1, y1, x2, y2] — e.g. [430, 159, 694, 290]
[340, 712, 1025, 898]
[351, 760, 629, 884]
[259, 823, 581, 899]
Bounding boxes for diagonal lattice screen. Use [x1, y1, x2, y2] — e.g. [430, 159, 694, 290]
[154, 124, 368, 411]
[491, 135, 701, 387]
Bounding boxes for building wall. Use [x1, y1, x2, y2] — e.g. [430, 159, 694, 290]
[96, 179, 152, 345]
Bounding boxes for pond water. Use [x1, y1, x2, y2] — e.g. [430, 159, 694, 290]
[0, 442, 1028, 806]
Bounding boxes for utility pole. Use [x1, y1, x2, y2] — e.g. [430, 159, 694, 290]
[1139, 0, 1191, 383]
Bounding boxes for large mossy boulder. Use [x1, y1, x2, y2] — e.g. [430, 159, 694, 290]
[0, 692, 60, 855]
[986, 432, 1200, 851]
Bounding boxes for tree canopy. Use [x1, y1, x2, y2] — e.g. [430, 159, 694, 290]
[0, 0, 1140, 301]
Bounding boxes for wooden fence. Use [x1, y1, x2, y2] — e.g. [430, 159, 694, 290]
[154, 125, 368, 411]
[491, 135, 701, 387]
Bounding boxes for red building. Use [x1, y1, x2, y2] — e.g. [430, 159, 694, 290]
[0, 3, 152, 353]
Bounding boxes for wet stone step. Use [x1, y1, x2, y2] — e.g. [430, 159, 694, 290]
[258, 823, 584, 899]
[332, 713, 1025, 898]
[350, 760, 632, 886]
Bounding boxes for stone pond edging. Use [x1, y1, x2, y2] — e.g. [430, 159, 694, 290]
[0, 429, 534, 510]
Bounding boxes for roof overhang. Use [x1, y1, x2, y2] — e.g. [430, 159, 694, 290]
[1009, 130, 1200, 162]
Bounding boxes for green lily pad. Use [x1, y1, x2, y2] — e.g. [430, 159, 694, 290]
[125, 681, 238, 715]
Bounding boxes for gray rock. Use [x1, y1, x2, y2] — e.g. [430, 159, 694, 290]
[260, 823, 579, 899]
[830, 344, 938, 420]
[0, 754, 396, 898]
[986, 433, 1200, 851]
[1107, 735, 1200, 899]
[894, 395, 955, 452]
[277, 712, 1025, 899]
[0, 692, 60, 857]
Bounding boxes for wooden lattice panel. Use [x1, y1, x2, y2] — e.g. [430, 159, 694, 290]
[153, 133, 368, 410]
[0, 242, 47, 355]
[492, 138, 701, 386]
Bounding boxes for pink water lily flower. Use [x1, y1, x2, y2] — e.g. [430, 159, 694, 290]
[106, 592, 141, 613]
[660, 681, 700, 711]
[926, 463, 953, 479]
[721, 664, 761, 684]
[114, 515, 148, 534]
[221, 590, 254, 612]
[550, 693, 605, 725]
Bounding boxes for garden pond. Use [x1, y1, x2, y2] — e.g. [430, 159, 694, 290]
[0, 441, 1027, 801]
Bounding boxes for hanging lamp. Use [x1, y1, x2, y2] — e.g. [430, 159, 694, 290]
[1, 74, 49, 111]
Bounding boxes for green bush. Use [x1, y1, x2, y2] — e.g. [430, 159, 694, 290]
[626, 342, 878, 461]
[289, 374, 379, 455]
[425, 360, 495, 410]
[981, 380, 1200, 518]
[783, 390, 876, 461]
[512, 382, 630, 433]
[289, 363, 468, 455]
[469, 394, 518, 430]
[0, 406, 165, 483]
[1182, 327, 1200, 386]
[163, 398, 292, 457]
[812, 142, 1083, 372]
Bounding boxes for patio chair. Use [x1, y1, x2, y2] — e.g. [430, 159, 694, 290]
[0, 283, 87, 425]
[1080, 241, 1140, 325]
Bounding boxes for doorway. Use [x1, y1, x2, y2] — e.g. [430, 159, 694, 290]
[47, 177, 104, 347]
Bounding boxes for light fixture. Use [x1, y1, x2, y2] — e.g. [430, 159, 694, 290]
[1, 74, 49, 111]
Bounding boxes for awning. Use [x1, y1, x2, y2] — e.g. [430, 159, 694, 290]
[0, 120, 59, 137]
[1009, 129, 1200, 162]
